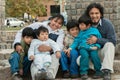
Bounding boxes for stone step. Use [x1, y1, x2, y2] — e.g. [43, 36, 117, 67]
[0, 49, 120, 80]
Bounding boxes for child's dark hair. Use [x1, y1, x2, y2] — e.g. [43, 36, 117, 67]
[36, 26, 49, 36]
[50, 14, 64, 25]
[78, 14, 92, 25]
[85, 3, 104, 18]
[14, 42, 21, 49]
[66, 19, 79, 31]
[22, 27, 35, 38]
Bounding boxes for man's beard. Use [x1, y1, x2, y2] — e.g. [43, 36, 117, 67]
[92, 22, 99, 25]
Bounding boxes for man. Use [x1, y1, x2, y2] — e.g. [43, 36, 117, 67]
[85, 3, 116, 80]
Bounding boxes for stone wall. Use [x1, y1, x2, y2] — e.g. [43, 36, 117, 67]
[0, 0, 5, 49]
[65, 0, 120, 55]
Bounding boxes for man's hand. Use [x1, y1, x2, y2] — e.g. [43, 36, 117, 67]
[87, 36, 97, 44]
[38, 44, 52, 52]
[56, 51, 61, 58]
[29, 55, 35, 60]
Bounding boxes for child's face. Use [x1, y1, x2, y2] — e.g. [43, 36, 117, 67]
[79, 23, 90, 30]
[15, 45, 23, 53]
[37, 32, 48, 41]
[69, 26, 79, 37]
[23, 36, 33, 45]
[49, 18, 63, 30]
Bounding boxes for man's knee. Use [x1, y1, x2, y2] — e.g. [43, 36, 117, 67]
[104, 42, 114, 48]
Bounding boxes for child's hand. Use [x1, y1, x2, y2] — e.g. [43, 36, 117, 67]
[56, 51, 61, 58]
[90, 46, 98, 50]
[64, 48, 71, 57]
[19, 68, 23, 76]
[29, 55, 35, 60]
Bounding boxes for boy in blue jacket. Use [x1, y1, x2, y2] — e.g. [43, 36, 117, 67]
[66, 14, 102, 79]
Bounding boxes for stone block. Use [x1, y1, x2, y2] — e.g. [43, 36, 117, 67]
[76, 3, 82, 9]
[71, 10, 77, 15]
[65, 5, 71, 10]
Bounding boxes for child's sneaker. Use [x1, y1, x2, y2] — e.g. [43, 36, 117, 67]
[35, 68, 47, 80]
[81, 74, 88, 80]
[12, 72, 23, 80]
[46, 71, 53, 80]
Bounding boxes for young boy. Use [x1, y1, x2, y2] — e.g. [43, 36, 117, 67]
[60, 19, 79, 78]
[9, 27, 34, 79]
[66, 15, 102, 79]
[28, 26, 61, 80]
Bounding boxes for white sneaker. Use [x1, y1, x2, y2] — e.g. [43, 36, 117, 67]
[12, 72, 23, 80]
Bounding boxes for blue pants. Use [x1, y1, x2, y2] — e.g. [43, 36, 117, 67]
[60, 49, 79, 75]
[79, 49, 101, 75]
[9, 52, 32, 75]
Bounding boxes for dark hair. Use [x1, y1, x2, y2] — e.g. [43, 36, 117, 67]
[50, 14, 64, 25]
[22, 27, 35, 38]
[66, 19, 79, 31]
[14, 42, 21, 49]
[78, 14, 92, 25]
[36, 26, 49, 36]
[85, 3, 104, 18]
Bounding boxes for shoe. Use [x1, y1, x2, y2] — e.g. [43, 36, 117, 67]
[81, 74, 88, 80]
[92, 72, 103, 79]
[46, 71, 54, 80]
[12, 73, 23, 80]
[71, 74, 79, 78]
[35, 68, 47, 80]
[63, 70, 70, 78]
[102, 69, 111, 80]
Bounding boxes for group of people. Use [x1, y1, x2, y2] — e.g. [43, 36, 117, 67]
[9, 2, 116, 80]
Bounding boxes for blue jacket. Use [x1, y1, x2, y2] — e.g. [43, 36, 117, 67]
[70, 27, 102, 50]
[96, 18, 116, 47]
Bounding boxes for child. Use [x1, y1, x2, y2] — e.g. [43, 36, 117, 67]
[60, 19, 79, 78]
[28, 26, 61, 80]
[9, 43, 23, 80]
[66, 14, 102, 79]
[13, 14, 65, 78]
[9, 27, 34, 79]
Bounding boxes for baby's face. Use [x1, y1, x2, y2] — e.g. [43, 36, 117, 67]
[69, 26, 79, 37]
[37, 32, 49, 41]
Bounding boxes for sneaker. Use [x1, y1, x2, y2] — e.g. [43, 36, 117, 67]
[12, 73, 23, 80]
[81, 74, 88, 80]
[71, 74, 79, 78]
[46, 72, 54, 80]
[63, 70, 70, 78]
[92, 72, 103, 79]
[35, 68, 47, 80]
[102, 69, 111, 80]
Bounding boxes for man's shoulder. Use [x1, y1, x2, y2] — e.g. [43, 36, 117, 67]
[101, 18, 112, 24]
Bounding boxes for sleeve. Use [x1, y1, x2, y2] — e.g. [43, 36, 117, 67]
[49, 39, 61, 53]
[13, 28, 23, 46]
[97, 20, 116, 46]
[28, 40, 36, 60]
[92, 28, 102, 49]
[56, 30, 65, 51]
[69, 35, 79, 49]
